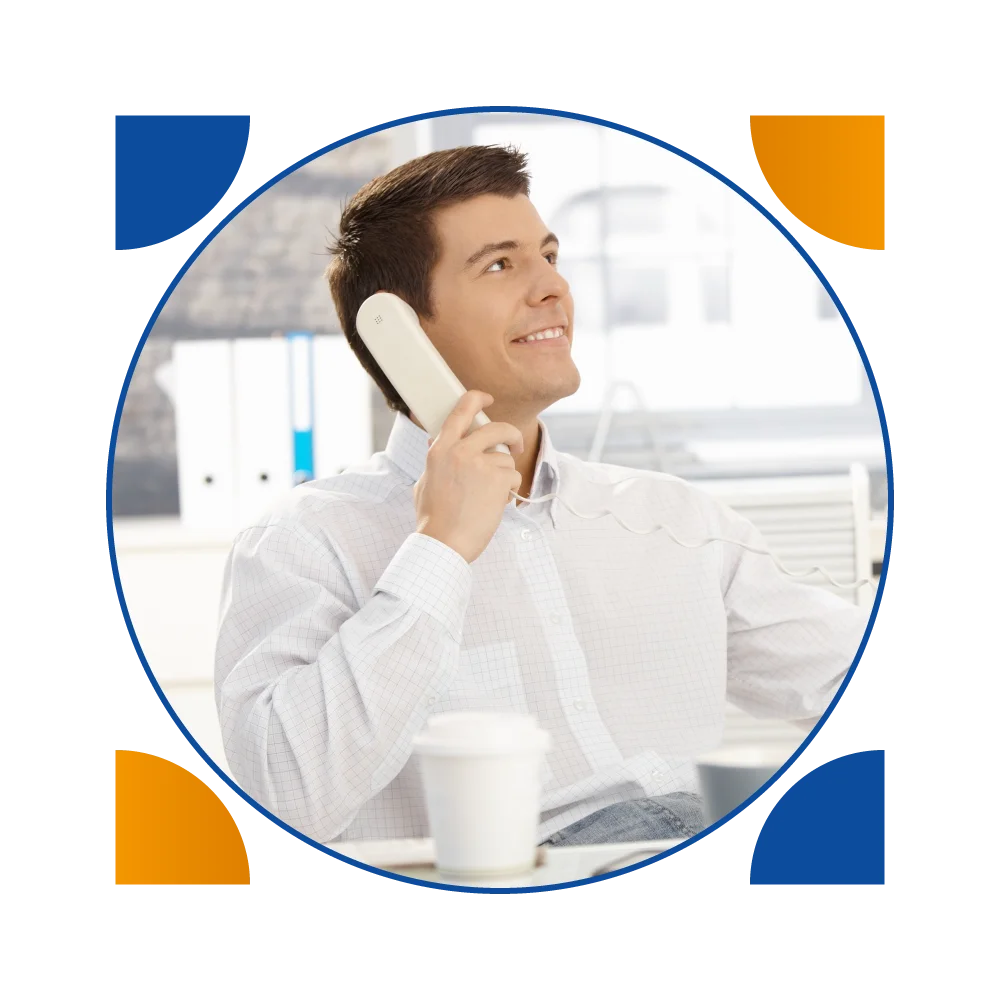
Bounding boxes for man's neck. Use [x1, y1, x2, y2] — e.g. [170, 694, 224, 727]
[511, 417, 541, 503]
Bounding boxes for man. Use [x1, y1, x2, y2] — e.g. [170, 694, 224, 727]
[215, 145, 868, 846]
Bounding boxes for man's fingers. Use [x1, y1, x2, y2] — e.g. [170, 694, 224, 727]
[481, 450, 517, 470]
[460, 420, 525, 456]
[436, 390, 494, 447]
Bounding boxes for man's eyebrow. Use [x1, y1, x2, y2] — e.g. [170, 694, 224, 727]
[463, 233, 561, 270]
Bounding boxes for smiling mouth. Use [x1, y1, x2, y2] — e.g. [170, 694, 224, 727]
[511, 326, 567, 345]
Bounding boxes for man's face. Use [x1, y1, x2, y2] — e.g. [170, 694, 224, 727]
[421, 193, 580, 420]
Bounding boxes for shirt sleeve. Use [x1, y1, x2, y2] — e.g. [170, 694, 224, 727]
[214, 522, 473, 843]
[716, 501, 871, 725]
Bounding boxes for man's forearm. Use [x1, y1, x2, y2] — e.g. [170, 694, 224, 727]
[216, 527, 473, 841]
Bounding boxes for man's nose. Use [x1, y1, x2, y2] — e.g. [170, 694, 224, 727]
[527, 258, 571, 305]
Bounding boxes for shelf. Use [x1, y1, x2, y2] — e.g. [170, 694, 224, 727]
[112, 517, 241, 552]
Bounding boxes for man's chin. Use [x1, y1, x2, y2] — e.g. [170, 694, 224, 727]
[555, 367, 582, 399]
[534, 372, 582, 411]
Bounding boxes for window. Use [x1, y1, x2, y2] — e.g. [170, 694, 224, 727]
[700, 262, 731, 323]
[553, 185, 670, 243]
[610, 264, 668, 325]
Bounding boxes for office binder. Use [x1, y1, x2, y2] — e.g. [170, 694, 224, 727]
[173, 333, 371, 529]
[232, 337, 293, 528]
[287, 331, 315, 485]
[313, 334, 373, 479]
[173, 339, 236, 527]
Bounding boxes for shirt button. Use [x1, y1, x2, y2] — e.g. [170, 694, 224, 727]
[651, 769, 662, 780]
[572, 699, 586, 712]
[549, 613, 561, 625]
[520, 528, 533, 541]
[427, 695, 437, 706]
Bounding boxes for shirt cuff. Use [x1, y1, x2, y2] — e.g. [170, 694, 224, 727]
[373, 532, 473, 642]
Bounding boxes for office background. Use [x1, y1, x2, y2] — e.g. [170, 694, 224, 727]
[112, 113, 888, 775]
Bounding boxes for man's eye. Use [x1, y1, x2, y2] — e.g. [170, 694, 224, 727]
[545, 251, 559, 267]
[485, 258, 509, 272]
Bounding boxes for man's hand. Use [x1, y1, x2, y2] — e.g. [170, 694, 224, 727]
[414, 391, 524, 563]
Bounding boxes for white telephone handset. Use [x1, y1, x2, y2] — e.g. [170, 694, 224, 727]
[355, 292, 509, 455]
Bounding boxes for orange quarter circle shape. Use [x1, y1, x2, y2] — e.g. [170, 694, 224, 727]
[116, 750, 250, 884]
[750, 116, 884, 250]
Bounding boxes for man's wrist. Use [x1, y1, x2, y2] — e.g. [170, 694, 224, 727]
[416, 522, 472, 563]
[375, 533, 474, 643]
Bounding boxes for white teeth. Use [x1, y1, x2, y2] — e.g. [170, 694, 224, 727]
[514, 327, 564, 344]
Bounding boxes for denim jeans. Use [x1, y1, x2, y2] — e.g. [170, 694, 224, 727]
[542, 792, 706, 846]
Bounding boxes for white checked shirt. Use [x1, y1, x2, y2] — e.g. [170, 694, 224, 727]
[215, 412, 868, 844]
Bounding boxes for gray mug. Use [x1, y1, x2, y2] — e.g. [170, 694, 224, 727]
[696, 744, 799, 826]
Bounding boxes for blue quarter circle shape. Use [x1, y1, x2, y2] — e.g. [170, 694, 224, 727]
[116, 115, 251, 250]
[106, 105, 894, 893]
[750, 750, 885, 884]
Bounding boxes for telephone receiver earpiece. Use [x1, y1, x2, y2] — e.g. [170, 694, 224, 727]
[356, 292, 509, 455]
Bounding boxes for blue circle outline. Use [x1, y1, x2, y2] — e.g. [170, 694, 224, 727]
[106, 105, 893, 893]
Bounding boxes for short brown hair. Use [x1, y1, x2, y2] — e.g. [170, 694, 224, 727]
[324, 145, 530, 412]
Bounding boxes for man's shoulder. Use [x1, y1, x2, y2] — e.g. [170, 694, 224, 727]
[554, 449, 686, 487]
[553, 449, 714, 501]
[551, 449, 732, 527]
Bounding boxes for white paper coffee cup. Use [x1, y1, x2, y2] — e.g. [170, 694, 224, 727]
[412, 712, 551, 876]
[696, 743, 799, 826]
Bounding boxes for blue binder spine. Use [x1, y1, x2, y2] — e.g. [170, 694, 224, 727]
[287, 330, 315, 484]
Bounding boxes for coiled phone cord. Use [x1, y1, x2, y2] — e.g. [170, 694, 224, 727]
[507, 480, 874, 593]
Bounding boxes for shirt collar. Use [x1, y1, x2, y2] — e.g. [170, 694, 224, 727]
[384, 412, 563, 527]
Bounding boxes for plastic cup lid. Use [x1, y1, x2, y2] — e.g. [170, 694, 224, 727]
[412, 711, 551, 757]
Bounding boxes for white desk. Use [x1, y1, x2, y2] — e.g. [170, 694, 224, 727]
[329, 837, 685, 888]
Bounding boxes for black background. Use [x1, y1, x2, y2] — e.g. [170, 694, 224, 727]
[105, 105, 895, 898]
